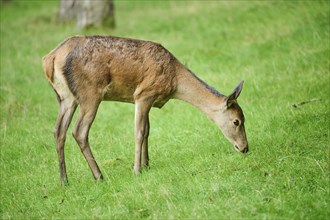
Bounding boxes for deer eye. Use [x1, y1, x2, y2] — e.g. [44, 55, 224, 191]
[233, 119, 240, 126]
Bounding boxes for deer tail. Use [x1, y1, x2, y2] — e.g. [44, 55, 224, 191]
[42, 53, 55, 83]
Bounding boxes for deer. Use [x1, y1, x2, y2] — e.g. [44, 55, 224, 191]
[42, 35, 248, 185]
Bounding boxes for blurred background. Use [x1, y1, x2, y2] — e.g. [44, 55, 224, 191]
[0, 1, 329, 219]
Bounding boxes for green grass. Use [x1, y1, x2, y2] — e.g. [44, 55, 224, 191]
[1, 0, 329, 219]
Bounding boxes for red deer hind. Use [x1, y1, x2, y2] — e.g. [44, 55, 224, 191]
[42, 36, 248, 185]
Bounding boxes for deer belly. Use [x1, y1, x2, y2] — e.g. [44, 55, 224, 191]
[102, 82, 135, 103]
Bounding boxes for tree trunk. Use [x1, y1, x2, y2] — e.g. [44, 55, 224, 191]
[59, 0, 77, 22]
[59, 0, 115, 28]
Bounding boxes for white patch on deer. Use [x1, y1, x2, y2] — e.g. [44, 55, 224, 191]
[52, 68, 75, 102]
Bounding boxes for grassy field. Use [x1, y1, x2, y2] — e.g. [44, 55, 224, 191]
[1, 1, 329, 219]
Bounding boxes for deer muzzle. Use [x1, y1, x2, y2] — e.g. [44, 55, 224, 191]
[234, 144, 249, 153]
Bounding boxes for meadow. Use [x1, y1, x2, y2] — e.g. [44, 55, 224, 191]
[0, 1, 329, 219]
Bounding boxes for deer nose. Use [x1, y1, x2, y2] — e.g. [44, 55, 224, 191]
[234, 144, 248, 153]
[242, 146, 249, 153]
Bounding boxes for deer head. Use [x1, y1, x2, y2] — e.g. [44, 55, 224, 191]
[214, 81, 248, 153]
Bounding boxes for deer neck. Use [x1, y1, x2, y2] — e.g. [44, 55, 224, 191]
[173, 67, 225, 118]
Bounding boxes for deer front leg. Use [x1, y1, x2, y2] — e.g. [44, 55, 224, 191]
[134, 99, 152, 175]
[141, 116, 150, 168]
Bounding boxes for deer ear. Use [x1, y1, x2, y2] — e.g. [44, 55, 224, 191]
[225, 92, 236, 108]
[225, 80, 244, 108]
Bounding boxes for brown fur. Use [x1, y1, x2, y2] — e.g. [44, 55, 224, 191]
[42, 35, 248, 184]
[43, 36, 178, 107]
[42, 53, 55, 83]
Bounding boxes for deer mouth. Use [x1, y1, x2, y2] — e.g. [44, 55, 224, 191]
[234, 145, 248, 153]
[234, 145, 241, 152]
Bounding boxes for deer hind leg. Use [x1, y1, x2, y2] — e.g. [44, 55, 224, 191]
[134, 99, 153, 175]
[72, 99, 103, 180]
[53, 97, 77, 185]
